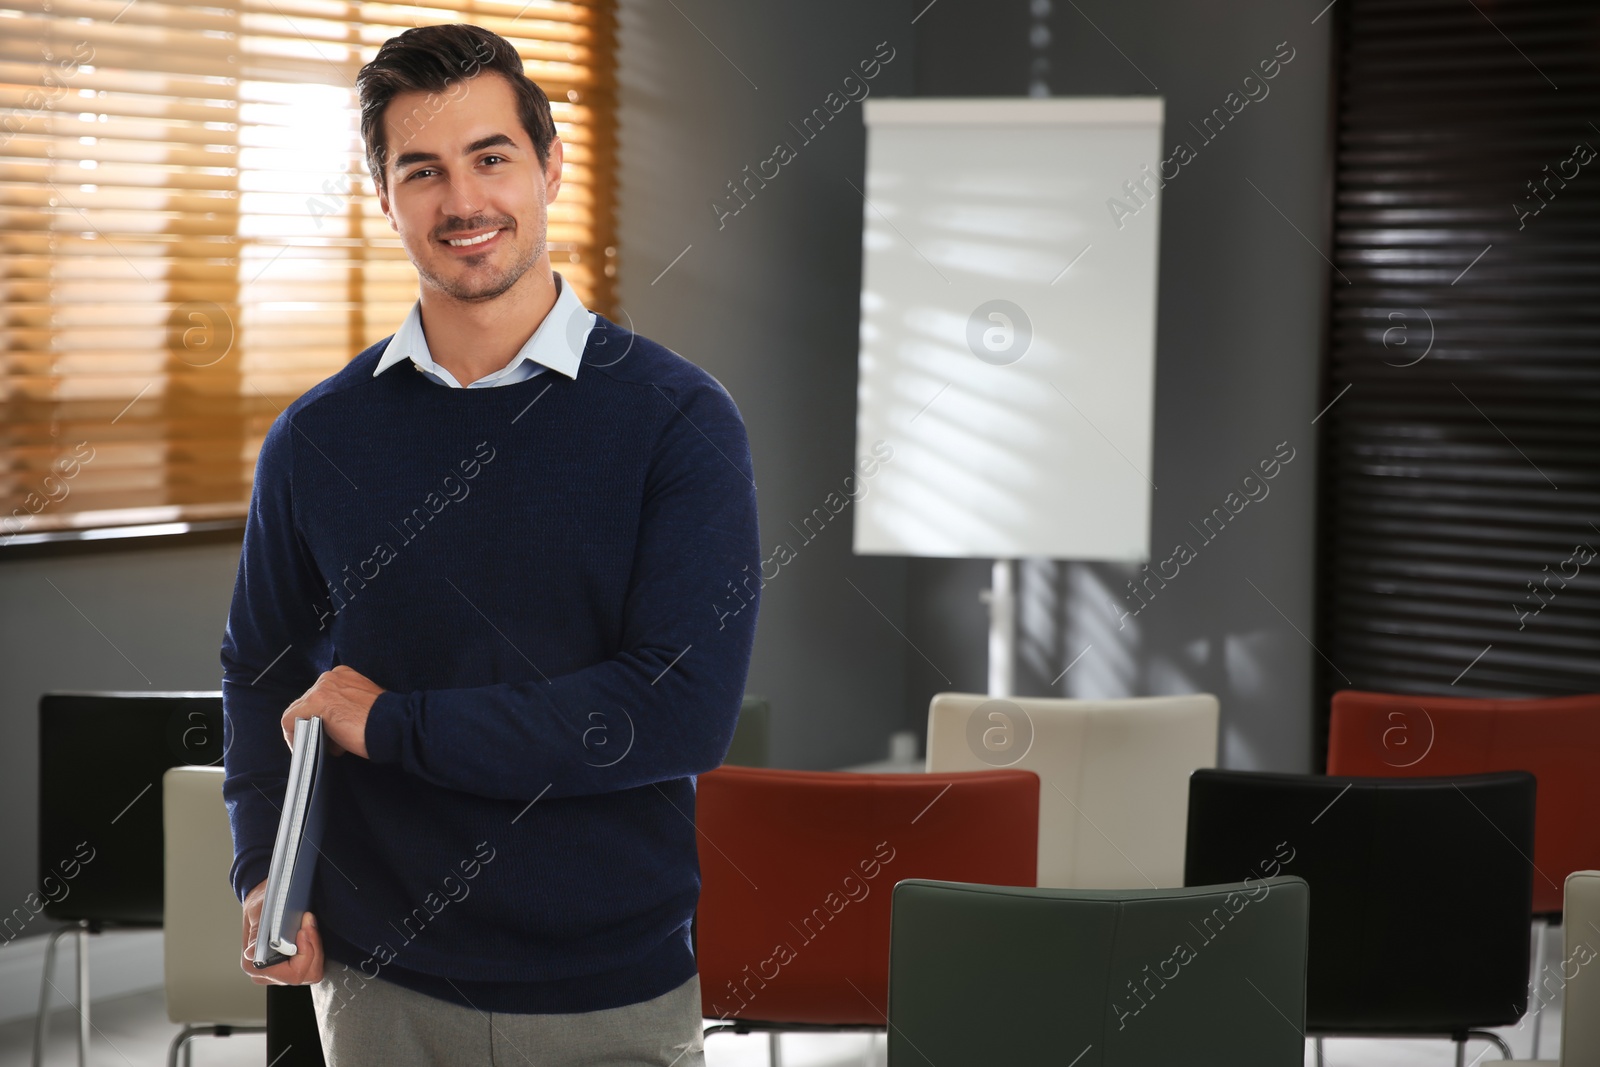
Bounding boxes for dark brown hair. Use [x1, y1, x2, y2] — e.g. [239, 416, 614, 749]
[356, 24, 557, 193]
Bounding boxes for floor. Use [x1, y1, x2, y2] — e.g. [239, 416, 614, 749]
[0, 978, 1562, 1066]
[5, 988, 264, 1067]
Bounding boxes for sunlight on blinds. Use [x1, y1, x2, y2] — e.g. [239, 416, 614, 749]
[0, 0, 616, 540]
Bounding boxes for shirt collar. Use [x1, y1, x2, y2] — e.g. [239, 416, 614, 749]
[372, 270, 594, 384]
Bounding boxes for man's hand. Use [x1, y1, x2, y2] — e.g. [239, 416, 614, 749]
[281, 665, 386, 758]
[241, 878, 323, 985]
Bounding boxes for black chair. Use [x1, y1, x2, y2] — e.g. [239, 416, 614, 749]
[268, 986, 328, 1066]
[33, 691, 224, 1067]
[1184, 768, 1535, 1067]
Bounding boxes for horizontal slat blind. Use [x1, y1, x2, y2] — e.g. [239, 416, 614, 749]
[1, 0, 616, 538]
[1317, 0, 1600, 747]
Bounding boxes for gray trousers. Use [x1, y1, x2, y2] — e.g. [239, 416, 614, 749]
[309, 958, 706, 1067]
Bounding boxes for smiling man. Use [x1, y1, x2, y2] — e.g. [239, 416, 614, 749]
[219, 23, 760, 1067]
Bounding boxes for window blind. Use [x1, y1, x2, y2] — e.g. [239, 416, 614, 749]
[1315, 0, 1600, 760]
[1, 0, 616, 540]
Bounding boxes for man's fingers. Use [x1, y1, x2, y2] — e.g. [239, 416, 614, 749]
[237, 909, 323, 986]
[256, 914, 323, 986]
[242, 905, 260, 978]
[298, 912, 324, 983]
[281, 704, 300, 747]
[240, 881, 275, 983]
[274, 914, 322, 985]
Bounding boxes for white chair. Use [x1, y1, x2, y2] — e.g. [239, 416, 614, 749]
[162, 766, 267, 1067]
[925, 692, 1219, 888]
[1522, 869, 1600, 1066]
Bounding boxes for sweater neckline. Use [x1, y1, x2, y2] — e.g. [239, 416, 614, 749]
[385, 314, 613, 396]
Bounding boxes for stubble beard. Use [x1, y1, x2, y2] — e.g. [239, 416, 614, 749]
[420, 221, 546, 304]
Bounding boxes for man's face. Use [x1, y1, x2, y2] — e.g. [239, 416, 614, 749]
[376, 72, 561, 303]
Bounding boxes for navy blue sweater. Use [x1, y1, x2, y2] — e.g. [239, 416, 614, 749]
[220, 314, 761, 1013]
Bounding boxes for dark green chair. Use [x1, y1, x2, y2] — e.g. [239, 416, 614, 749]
[887, 876, 1310, 1065]
[722, 694, 770, 767]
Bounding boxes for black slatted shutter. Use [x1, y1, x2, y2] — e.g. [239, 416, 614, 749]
[1316, 0, 1600, 762]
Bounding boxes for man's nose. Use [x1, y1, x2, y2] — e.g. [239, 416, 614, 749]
[438, 169, 486, 222]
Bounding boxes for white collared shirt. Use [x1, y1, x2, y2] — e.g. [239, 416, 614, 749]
[372, 270, 595, 387]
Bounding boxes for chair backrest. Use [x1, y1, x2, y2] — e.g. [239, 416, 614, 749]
[887, 876, 1309, 1066]
[162, 767, 266, 1026]
[695, 765, 1038, 1026]
[926, 692, 1218, 889]
[1557, 870, 1600, 1065]
[722, 694, 770, 767]
[1327, 688, 1600, 914]
[37, 691, 225, 925]
[1185, 768, 1534, 1035]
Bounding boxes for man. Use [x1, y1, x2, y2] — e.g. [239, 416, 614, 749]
[220, 23, 760, 1066]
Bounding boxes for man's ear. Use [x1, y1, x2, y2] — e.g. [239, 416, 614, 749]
[544, 135, 564, 203]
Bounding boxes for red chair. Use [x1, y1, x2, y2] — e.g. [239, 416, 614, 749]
[1326, 689, 1600, 915]
[695, 765, 1038, 1043]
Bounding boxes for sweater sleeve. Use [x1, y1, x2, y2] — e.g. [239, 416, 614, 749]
[220, 410, 335, 902]
[362, 374, 762, 802]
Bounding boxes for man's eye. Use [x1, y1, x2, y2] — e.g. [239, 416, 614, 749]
[408, 168, 437, 180]
[481, 155, 505, 165]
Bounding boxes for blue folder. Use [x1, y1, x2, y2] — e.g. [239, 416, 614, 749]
[251, 715, 327, 969]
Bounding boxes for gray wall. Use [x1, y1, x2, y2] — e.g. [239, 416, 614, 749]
[906, 0, 1334, 772]
[613, 0, 917, 770]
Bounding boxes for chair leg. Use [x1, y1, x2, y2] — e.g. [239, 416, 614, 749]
[32, 924, 74, 1067]
[769, 1031, 782, 1067]
[168, 1024, 267, 1067]
[1314, 1036, 1324, 1067]
[168, 1028, 193, 1067]
[1456, 1030, 1513, 1065]
[76, 923, 90, 1067]
[1466, 1030, 1512, 1060]
[1530, 917, 1548, 1059]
